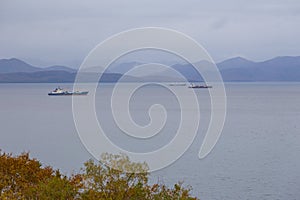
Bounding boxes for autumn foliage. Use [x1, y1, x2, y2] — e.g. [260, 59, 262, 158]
[0, 151, 198, 199]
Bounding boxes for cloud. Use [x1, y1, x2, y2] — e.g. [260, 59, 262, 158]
[0, 0, 299, 66]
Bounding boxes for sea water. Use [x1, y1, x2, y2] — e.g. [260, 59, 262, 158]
[0, 83, 299, 199]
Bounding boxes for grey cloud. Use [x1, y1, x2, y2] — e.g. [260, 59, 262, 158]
[0, 0, 299, 66]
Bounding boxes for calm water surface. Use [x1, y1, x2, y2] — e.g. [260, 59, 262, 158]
[0, 83, 299, 200]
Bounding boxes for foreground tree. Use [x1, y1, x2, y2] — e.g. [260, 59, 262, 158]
[0, 151, 80, 199]
[0, 151, 198, 199]
[0, 151, 53, 199]
[81, 153, 150, 199]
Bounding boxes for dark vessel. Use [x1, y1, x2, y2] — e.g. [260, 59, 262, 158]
[188, 84, 212, 89]
[48, 87, 88, 96]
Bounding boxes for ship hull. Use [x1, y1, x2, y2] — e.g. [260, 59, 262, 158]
[188, 86, 212, 89]
[48, 92, 88, 96]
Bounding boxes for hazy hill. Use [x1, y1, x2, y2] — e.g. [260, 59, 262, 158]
[44, 65, 76, 72]
[0, 56, 300, 82]
[217, 57, 256, 70]
[0, 58, 41, 73]
[219, 56, 300, 81]
[0, 71, 75, 83]
[0, 58, 76, 73]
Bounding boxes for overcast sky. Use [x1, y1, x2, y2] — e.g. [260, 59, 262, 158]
[1, 0, 300, 67]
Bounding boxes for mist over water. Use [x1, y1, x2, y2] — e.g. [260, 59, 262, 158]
[0, 83, 299, 199]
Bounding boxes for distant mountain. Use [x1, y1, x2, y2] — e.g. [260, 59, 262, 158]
[0, 71, 140, 83]
[171, 63, 203, 82]
[44, 65, 76, 72]
[0, 71, 75, 83]
[0, 58, 76, 73]
[0, 56, 300, 82]
[158, 56, 300, 82]
[0, 58, 41, 73]
[0, 58, 140, 82]
[108, 62, 143, 74]
[217, 57, 256, 70]
[219, 56, 300, 81]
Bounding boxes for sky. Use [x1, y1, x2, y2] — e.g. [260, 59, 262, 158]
[0, 0, 300, 68]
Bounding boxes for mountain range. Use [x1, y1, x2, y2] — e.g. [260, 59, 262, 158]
[0, 56, 300, 82]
